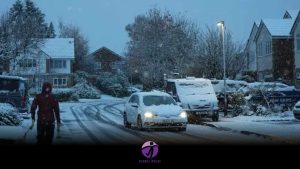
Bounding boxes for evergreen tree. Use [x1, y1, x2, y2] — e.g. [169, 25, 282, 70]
[24, 0, 48, 38]
[47, 22, 56, 38]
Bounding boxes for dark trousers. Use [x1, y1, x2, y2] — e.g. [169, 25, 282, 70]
[37, 121, 55, 145]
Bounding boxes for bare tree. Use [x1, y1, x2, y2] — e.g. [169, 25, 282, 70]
[194, 26, 246, 79]
[125, 8, 202, 89]
[58, 21, 89, 72]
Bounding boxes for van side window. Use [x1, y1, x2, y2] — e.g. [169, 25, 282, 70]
[166, 82, 177, 95]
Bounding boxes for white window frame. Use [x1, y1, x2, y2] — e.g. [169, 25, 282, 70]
[19, 59, 37, 68]
[53, 77, 68, 87]
[50, 60, 67, 69]
[266, 41, 272, 55]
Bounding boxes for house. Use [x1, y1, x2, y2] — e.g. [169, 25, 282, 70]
[86, 47, 124, 74]
[9, 38, 75, 89]
[244, 22, 259, 80]
[253, 10, 299, 84]
[290, 10, 300, 87]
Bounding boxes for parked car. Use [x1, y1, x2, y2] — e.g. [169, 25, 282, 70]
[0, 75, 29, 113]
[165, 77, 219, 121]
[123, 91, 187, 131]
[292, 101, 300, 120]
[127, 86, 142, 94]
[211, 79, 248, 94]
[238, 82, 289, 94]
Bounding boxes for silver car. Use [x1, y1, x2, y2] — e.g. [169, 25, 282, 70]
[292, 101, 300, 120]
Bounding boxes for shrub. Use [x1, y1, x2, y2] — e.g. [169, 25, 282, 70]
[96, 72, 129, 97]
[0, 103, 22, 126]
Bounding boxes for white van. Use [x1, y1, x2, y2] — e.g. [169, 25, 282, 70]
[165, 77, 219, 121]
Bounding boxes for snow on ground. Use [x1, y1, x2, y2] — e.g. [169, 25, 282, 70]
[208, 112, 300, 144]
[2, 94, 300, 145]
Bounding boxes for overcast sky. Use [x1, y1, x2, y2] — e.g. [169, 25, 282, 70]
[1, 0, 300, 55]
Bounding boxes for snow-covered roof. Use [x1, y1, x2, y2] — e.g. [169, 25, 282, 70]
[135, 91, 171, 97]
[262, 19, 294, 37]
[0, 75, 27, 81]
[167, 77, 211, 83]
[40, 38, 75, 59]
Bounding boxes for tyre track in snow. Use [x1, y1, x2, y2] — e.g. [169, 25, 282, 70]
[88, 103, 165, 143]
[100, 103, 225, 144]
[92, 102, 190, 144]
[70, 105, 103, 144]
[80, 106, 136, 144]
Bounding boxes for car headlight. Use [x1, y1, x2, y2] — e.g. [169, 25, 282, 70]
[179, 111, 187, 118]
[144, 112, 154, 118]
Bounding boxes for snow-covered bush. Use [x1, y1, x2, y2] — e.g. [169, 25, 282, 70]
[73, 71, 101, 99]
[96, 72, 129, 97]
[0, 103, 22, 126]
[72, 83, 101, 99]
[255, 105, 270, 115]
[70, 93, 80, 101]
[227, 93, 247, 116]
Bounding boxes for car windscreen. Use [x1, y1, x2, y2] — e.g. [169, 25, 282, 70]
[143, 95, 176, 106]
[177, 81, 214, 96]
[0, 79, 20, 92]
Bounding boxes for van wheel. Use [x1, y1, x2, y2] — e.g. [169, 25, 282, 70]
[212, 112, 219, 122]
[123, 112, 131, 128]
[137, 115, 143, 130]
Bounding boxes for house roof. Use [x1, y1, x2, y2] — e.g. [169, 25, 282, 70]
[290, 10, 300, 34]
[245, 22, 259, 50]
[262, 19, 294, 37]
[40, 38, 75, 59]
[88, 47, 123, 62]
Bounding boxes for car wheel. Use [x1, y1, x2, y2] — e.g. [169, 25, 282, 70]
[212, 112, 219, 122]
[178, 127, 186, 132]
[123, 112, 131, 128]
[137, 115, 143, 130]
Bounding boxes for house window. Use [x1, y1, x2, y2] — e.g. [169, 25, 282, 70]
[266, 41, 272, 55]
[95, 62, 101, 70]
[257, 42, 263, 56]
[53, 78, 67, 87]
[297, 34, 300, 51]
[50, 60, 67, 69]
[19, 59, 37, 68]
[297, 72, 300, 80]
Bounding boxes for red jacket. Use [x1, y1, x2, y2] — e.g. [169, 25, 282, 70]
[31, 82, 60, 124]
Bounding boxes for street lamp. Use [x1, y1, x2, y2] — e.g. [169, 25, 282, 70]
[130, 69, 138, 93]
[217, 20, 227, 116]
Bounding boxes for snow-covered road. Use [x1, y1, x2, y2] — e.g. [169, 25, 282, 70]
[2, 95, 300, 145]
[49, 97, 284, 145]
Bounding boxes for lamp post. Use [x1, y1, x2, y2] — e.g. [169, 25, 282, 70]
[217, 21, 227, 116]
[130, 69, 138, 93]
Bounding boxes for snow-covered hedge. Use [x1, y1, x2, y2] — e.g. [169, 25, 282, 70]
[40, 72, 101, 102]
[52, 88, 79, 102]
[96, 72, 129, 97]
[0, 103, 22, 126]
[73, 71, 101, 99]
